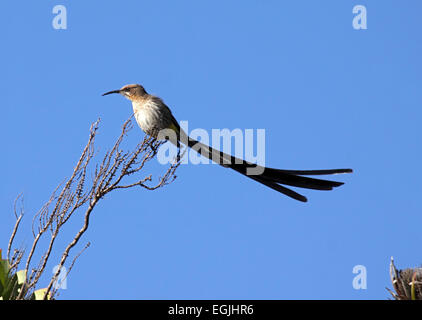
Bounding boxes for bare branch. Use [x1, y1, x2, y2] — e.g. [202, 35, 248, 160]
[7, 118, 181, 300]
[7, 194, 24, 261]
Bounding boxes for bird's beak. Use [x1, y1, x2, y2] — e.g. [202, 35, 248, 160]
[102, 89, 121, 96]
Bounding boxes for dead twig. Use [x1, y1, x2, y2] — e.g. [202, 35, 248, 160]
[7, 118, 181, 300]
[387, 257, 422, 300]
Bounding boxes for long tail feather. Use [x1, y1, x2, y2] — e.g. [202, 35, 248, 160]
[248, 175, 308, 202]
[261, 168, 345, 190]
[186, 137, 352, 201]
[275, 168, 353, 175]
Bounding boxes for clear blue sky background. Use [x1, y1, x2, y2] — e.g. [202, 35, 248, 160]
[1, 1, 421, 299]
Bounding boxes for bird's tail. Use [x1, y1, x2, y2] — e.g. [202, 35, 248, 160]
[186, 137, 352, 202]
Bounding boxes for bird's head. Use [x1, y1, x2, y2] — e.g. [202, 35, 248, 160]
[102, 84, 147, 101]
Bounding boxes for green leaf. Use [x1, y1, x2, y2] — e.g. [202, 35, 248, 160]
[0, 259, 10, 287]
[2, 273, 19, 300]
[0, 259, 11, 297]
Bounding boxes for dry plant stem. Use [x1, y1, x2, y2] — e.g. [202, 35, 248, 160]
[50, 242, 91, 298]
[7, 118, 180, 300]
[388, 257, 399, 299]
[15, 122, 99, 300]
[7, 194, 24, 262]
[388, 257, 422, 300]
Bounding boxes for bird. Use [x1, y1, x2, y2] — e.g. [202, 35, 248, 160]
[102, 84, 352, 202]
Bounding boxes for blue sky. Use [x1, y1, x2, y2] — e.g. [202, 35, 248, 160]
[1, 1, 421, 299]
